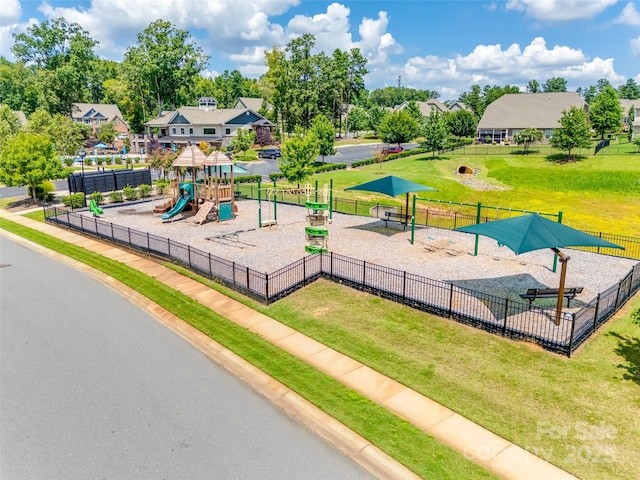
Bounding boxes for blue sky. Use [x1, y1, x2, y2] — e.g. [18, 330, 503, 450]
[2, 0, 639, 99]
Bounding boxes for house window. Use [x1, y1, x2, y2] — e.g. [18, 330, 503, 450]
[180, 128, 185, 134]
[114, 119, 120, 125]
[225, 127, 231, 135]
[203, 128, 216, 135]
[189, 128, 193, 134]
[172, 128, 176, 134]
[544, 129, 554, 139]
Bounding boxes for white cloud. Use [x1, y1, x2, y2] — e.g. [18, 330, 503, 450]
[615, 2, 640, 25]
[390, 37, 625, 100]
[484, 2, 498, 12]
[506, 0, 618, 21]
[631, 35, 640, 56]
[0, 0, 21, 25]
[355, 11, 402, 66]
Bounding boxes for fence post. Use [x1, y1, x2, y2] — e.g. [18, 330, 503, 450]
[402, 271, 407, 304]
[188, 245, 192, 268]
[147, 232, 150, 255]
[128, 227, 132, 250]
[303, 256, 306, 286]
[613, 279, 623, 312]
[502, 299, 509, 334]
[593, 294, 601, 330]
[246, 266, 250, 291]
[474, 202, 481, 256]
[168, 238, 171, 257]
[362, 260, 366, 287]
[568, 313, 577, 357]
[448, 283, 454, 317]
[330, 252, 334, 279]
[265, 273, 269, 303]
[80, 215, 85, 235]
[208, 253, 212, 279]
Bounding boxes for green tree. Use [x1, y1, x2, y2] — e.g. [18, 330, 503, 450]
[230, 128, 254, 155]
[542, 77, 568, 93]
[444, 109, 477, 138]
[366, 104, 387, 136]
[512, 128, 544, 153]
[98, 121, 117, 144]
[12, 17, 99, 115]
[309, 114, 335, 162]
[278, 130, 319, 186]
[0, 132, 65, 199]
[550, 106, 592, 158]
[633, 136, 640, 153]
[420, 110, 449, 158]
[123, 20, 209, 117]
[590, 85, 623, 139]
[618, 78, 640, 99]
[346, 106, 369, 138]
[0, 105, 23, 146]
[458, 85, 483, 118]
[27, 109, 87, 156]
[378, 110, 419, 146]
[526, 80, 540, 93]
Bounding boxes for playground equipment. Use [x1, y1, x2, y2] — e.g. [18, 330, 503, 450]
[89, 199, 103, 217]
[162, 183, 194, 221]
[162, 147, 238, 225]
[305, 183, 330, 254]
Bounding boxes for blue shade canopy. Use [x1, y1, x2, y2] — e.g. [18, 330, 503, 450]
[345, 175, 437, 197]
[455, 214, 623, 255]
[94, 142, 108, 148]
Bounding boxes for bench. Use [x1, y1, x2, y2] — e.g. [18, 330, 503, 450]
[382, 211, 409, 229]
[519, 287, 584, 308]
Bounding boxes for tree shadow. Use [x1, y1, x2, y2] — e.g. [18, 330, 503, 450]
[607, 331, 640, 385]
[545, 153, 587, 163]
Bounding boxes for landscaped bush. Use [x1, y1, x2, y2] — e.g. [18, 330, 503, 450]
[234, 174, 263, 184]
[115, 157, 122, 165]
[138, 184, 151, 199]
[269, 172, 286, 182]
[61, 193, 85, 208]
[28, 181, 56, 201]
[63, 158, 73, 167]
[123, 185, 137, 201]
[105, 157, 113, 165]
[89, 191, 104, 205]
[314, 162, 347, 173]
[109, 190, 123, 203]
[84, 158, 93, 166]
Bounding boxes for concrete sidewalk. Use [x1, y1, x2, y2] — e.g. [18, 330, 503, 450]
[0, 209, 578, 480]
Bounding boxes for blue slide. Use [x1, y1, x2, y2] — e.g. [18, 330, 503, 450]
[162, 184, 194, 221]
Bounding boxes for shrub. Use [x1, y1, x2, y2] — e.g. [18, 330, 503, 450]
[89, 191, 104, 204]
[138, 184, 151, 199]
[84, 158, 93, 166]
[269, 172, 286, 182]
[314, 163, 347, 173]
[123, 185, 137, 201]
[632, 308, 640, 325]
[61, 193, 85, 208]
[115, 157, 122, 165]
[234, 175, 263, 184]
[64, 158, 73, 167]
[105, 157, 113, 165]
[109, 190, 123, 203]
[28, 181, 56, 201]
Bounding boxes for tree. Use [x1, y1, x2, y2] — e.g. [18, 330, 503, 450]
[27, 109, 87, 156]
[367, 104, 387, 136]
[512, 128, 544, 153]
[378, 110, 419, 146]
[405, 100, 422, 121]
[633, 136, 640, 153]
[458, 85, 483, 118]
[254, 128, 275, 147]
[0, 132, 65, 199]
[0, 105, 23, 146]
[420, 110, 449, 158]
[12, 18, 99, 115]
[618, 78, 640, 99]
[444, 109, 477, 138]
[278, 130, 319, 186]
[590, 85, 623, 139]
[542, 77, 568, 93]
[346, 106, 369, 138]
[577, 85, 597, 104]
[230, 128, 254, 156]
[550, 106, 592, 158]
[98, 122, 117, 145]
[309, 114, 335, 162]
[526, 80, 540, 93]
[123, 20, 209, 117]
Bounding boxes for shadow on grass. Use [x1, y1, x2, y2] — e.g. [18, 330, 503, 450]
[608, 330, 640, 384]
[510, 149, 539, 155]
[545, 153, 587, 163]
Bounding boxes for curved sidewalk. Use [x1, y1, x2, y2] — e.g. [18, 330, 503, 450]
[0, 209, 577, 480]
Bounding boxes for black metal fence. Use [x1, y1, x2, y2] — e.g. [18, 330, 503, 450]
[44, 205, 640, 357]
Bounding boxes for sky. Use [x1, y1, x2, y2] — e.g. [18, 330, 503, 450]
[1, 0, 639, 100]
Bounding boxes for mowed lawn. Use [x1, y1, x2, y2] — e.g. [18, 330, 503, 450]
[313, 151, 640, 237]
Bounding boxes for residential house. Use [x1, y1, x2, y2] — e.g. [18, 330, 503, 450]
[233, 97, 270, 112]
[395, 99, 449, 116]
[476, 93, 587, 143]
[137, 97, 274, 153]
[72, 103, 129, 137]
[448, 101, 471, 112]
[619, 99, 638, 132]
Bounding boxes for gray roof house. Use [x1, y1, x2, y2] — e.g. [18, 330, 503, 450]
[476, 93, 587, 143]
[72, 103, 129, 136]
[140, 97, 274, 151]
[619, 99, 638, 132]
[395, 99, 449, 116]
[448, 101, 471, 112]
[233, 97, 270, 111]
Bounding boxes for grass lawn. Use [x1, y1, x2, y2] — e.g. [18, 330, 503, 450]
[310, 151, 640, 236]
[0, 217, 496, 480]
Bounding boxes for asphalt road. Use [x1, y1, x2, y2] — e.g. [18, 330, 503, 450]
[0, 235, 374, 480]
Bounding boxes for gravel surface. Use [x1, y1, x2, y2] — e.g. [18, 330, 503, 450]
[88, 198, 637, 312]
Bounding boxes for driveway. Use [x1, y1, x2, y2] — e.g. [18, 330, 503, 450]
[0, 235, 374, 479]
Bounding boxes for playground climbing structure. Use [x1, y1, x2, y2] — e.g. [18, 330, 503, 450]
[305, 183, 330, 254]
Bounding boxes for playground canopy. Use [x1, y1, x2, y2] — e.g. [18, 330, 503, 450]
[454, 214, 623, 323]
[94, 142, 108, 149]
[171, 145, 208, 167]
[454, 214, 623, 254]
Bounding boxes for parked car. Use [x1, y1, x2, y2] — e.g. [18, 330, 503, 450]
[381, 145, 404, 155]
[258, 148, 282, 159]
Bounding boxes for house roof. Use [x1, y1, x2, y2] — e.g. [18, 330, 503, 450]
[395, 99, 448, 116]
[72, 103, 127, 126]
[477, 93, 587, 130]
[145, 107, 273, 128]
[619, 99, 638, 113]
[234, 97, 265, 111]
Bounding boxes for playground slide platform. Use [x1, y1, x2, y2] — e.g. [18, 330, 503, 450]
[162, 195, 190, 221]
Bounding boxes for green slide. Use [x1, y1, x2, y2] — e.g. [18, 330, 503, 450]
[162, 183, 194, 220]
[89, 199, 103, 216]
